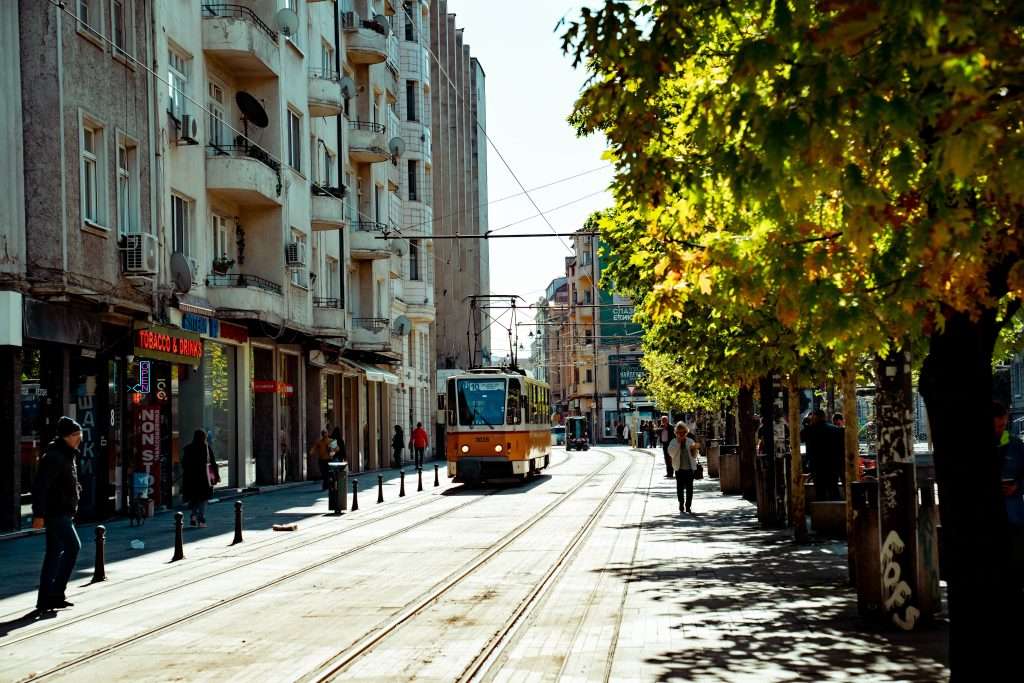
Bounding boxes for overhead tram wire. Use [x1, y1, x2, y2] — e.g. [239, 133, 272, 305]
[401, 3, 574, 253]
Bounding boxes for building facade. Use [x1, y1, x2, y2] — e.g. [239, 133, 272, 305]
[0, 0, 457, 532]
[430, 2, 489, 371]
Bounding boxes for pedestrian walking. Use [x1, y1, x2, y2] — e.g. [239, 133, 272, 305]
[669, 422, 699, 514]
[622, 422, 631, 446]
[411, 422, 429, 467]
[659, 416, 674, 478]
[801, 409, 842, 500]
[647, 420, 657, 448]
[391, 425, 405, 467]
[33, 416, 83, 611]
[329, 427, 346, 463]
[182, 430, 218, 528]
[310, 429, 332, 490]
[995, 401, 1024, 591]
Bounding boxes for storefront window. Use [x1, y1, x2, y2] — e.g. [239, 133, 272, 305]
[179, 343, 237, 488]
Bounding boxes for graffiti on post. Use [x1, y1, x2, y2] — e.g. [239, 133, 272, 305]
[881, 530, 921, 630]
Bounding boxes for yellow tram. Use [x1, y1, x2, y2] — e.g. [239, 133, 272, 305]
[444, 369, 552, 483]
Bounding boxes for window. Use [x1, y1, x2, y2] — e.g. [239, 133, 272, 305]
[212, 214, 230, 259]
[405, 80, 418, 121]
[168, 49, 191, 119]
[290, 230, 307, 287]
[287, 109, 302, 171]
[407, 160, 418, 202]
[583, 290, 592, 304]
[171, 193, 193, 256]
[111, 0, 129, 55]
[321, 40, 335, 75]
[207, 81, 226, 148]
[403, 2, 415, 41]
[585, 369, 593, 383]
[327, 258, 339, 299]
[80, 121, 104, 225]
[116, 134, 139, 235]
[506, 379, 522, 424]
[77, 0, 102, 37]
[284, 0, 300, 48]
[409, 239, 420, 281]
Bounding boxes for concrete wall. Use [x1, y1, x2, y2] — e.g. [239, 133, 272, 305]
[0, 1, 26, 281]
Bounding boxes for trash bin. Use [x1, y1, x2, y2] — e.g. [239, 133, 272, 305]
[327, 461, 348, 514]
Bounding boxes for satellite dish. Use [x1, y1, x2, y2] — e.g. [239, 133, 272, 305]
[388, 137, 405, 157]
[373, 14, 390, 35]
[235, 92, 268, 128]
[170, 252, 193, 294]
[393, 315, 412, 336]
[274, 8, 299, 37]
[339, 75, 356, 99]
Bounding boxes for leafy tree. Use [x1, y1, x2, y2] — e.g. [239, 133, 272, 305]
[565, 1, 1024, 675]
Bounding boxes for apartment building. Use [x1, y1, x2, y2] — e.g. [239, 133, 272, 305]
[564, 232, 650, 442]
[430, 1, 489, 371]
[532, 277, 569, 416]
[0, 0, 445, 532]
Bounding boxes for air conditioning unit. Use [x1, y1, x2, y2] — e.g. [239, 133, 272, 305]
[178, 113, 199, 145]
[285, 241, 306, 268]
[123, 233, 159, 274]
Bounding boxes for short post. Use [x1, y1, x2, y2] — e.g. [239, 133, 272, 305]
[92, 526, 107, 582]
[434, 464, 440, 487]
[232, 501, 243, 545]
[171, 511, 185, 562]
[417, 467, 423, 492]
[351, 479, 359, 511]
[399, 470, 406, 497]
[377, 474, 384, 504]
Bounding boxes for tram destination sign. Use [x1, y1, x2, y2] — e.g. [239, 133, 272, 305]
[133, 322, 203, 367]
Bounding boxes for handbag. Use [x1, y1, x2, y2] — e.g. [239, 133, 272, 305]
[694, 459, 704, 480]
[207, 463, 219, 486]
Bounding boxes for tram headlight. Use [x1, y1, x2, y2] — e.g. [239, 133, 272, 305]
[494, 444, 503, 453]
[460, 444, 470, 454]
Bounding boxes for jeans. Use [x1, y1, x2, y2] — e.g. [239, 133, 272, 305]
[37, 515, 80, 607]
[676, 469, 695, 511]
[414, 447, 425, 468]
[661, 441, 673, 477]
[189, 499, 208, 524]
[318, 458, 331, 490]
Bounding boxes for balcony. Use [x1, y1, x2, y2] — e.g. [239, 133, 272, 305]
[313, 297, 346, 334]
[348, 121, 389, 163]
[342, 12, 388, 65]
[201, 4, 280, 79]
[310, 185, 346, 230]
[387, 160, 400, 191]
[207, 145, 282, 206]
[308, 68, 344, 117]
[577, 262, 595, 282]
[205, 273, 285, 321]
[350, 220, 391, 259]
[350, 317, 390, 349]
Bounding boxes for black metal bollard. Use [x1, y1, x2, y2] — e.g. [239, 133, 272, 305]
[171, 511, 185, 562]
[377, 474, 384, 504]
[434, 464, 440, 487]
[417, 467, 423, 492]
[399, 470, 406, 497]
[351, 480, 359, 511]
[232, 501, 243, 545]
[93, 526, 107, 582]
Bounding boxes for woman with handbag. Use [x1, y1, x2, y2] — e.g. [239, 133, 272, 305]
[668, 422, 700, 514]
[182, 430, 219, 528]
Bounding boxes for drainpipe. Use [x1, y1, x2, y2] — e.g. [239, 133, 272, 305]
[55, 5, 68, 283]
[335, 1, 345, 309]
[146, 0, 160, 314]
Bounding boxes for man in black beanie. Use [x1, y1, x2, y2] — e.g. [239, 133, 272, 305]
[32, 416, 83, 611]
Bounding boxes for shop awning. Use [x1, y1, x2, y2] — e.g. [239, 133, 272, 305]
[175, 294, 216, 317]
[340, 358, 399, 385]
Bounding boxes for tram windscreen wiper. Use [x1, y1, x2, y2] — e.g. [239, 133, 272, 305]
[472, 411, 496, 430]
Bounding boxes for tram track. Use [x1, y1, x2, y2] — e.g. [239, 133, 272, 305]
[300, 448, 625, 683]
[12, 450, 578, 681]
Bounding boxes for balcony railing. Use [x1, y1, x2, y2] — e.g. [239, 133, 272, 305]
[206, 273, 282, 295]
[349, 120, 385, 134]
[314, 296, 342, 308]
[353, 317, 388, 331]
[341, 12, 388, 36]
[309, 66, 340, 82]
[201, 4, 278, 41]
[311, 183, 346, 198]
[208, 143, 281, 174]
[354, 220, 387, 232]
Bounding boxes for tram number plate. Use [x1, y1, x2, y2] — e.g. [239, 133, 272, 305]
[475, 436, 490, 443]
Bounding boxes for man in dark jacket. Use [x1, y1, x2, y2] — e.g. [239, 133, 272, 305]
[801, 409, 842, 500]
[33, 417, 83, 611]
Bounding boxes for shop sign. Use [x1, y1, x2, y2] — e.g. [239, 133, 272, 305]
[133, 323, 202, 367]
[218, 321, 249, 344]
[135, 405, 161, 504]
[252, 380, 294, 395]
[182, 313, 221, 338]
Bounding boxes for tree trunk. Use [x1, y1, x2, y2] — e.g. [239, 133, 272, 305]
[788, 376, 807, 542]
[840, 360, 860, 582]
[738, 384, 757, 501]
[919, 310, 1012, 680]
[874, 346, 920, 629]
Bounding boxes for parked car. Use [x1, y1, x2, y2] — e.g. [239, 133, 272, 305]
[550, 425, 566, 446]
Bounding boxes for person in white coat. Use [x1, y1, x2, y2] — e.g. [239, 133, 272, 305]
[668, 422, 699, 514]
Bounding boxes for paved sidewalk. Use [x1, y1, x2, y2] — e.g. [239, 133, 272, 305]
[614, 448, 949, 682]
[0, 460, 448, 608]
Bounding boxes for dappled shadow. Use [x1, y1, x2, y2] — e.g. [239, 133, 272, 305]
[602, 479, 949, 681]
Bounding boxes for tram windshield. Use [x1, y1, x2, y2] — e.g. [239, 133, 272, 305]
[456, 379, 507, 426]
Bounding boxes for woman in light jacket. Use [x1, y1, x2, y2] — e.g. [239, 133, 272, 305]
[668, 422, 699, 514]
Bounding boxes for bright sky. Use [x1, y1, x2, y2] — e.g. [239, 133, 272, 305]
[441, 1, 613, 359]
